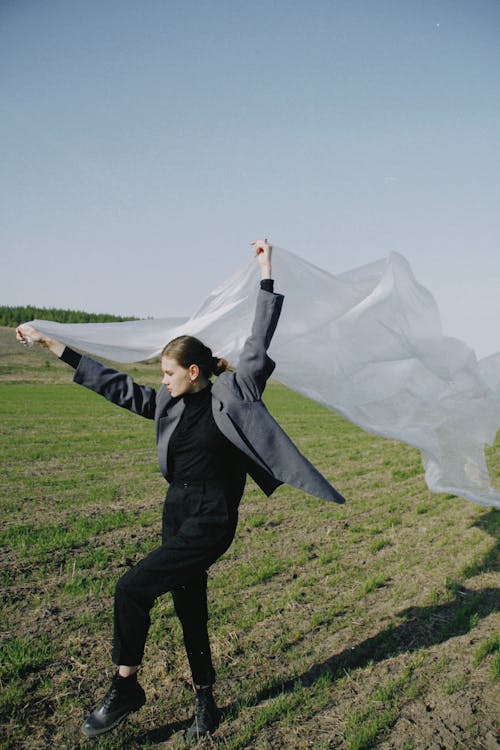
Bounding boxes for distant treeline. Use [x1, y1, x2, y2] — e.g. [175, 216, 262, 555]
[0, 306, 140, 327]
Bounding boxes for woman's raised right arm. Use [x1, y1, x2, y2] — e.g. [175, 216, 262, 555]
[234, 241, 284, 398]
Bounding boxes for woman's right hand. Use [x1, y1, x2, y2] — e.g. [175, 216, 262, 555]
[16, 323, 41, 346]
[16, 324, 65, 357]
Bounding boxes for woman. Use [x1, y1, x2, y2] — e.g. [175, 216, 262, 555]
[17, 240, 345, 742]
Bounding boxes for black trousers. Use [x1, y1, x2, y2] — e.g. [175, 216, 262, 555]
[112, 476, 244, 686]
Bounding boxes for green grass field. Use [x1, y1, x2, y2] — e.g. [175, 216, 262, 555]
[1, 330, 499, 749]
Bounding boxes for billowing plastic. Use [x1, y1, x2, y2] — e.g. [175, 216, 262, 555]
[29, 247, 500, 507]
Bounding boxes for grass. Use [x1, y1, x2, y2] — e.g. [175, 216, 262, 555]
[0, 331, 499, 748]
[0, 636, 58, 719]
[0, 636, 57, 683]
[473, 632, 500, 682]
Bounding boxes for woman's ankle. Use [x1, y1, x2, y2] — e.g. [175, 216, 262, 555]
[118, 665, 139, 678]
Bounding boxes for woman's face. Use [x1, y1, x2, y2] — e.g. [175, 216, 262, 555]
[161, 356, 193, 397]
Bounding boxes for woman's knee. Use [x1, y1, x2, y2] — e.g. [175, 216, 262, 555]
[114, 567, 142, 602]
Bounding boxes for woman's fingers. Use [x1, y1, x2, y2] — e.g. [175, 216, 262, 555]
[16, 327, 33, 347]
[251, 238, 272, 256]
[16, 323, 41, 346]
[251, 240, 273, 280]
[16, 324, 28, 340]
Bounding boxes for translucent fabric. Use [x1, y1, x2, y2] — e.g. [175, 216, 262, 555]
[30, 246, 500, 508]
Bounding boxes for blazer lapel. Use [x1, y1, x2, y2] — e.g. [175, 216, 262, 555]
[156, 397, 185, 478]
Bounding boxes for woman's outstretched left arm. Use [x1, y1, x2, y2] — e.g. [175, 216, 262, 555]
[16, 323, 65, 357]
[16, 323, 157, 419]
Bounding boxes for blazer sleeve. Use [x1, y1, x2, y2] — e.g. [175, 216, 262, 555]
[234, 288, 284, 399]
[73, 355, 157, 419]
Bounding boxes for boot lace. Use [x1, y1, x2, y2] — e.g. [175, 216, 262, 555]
[101, 682, 120, 710]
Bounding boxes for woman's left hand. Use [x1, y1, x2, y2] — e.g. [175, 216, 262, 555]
[251, 239, 272, 279]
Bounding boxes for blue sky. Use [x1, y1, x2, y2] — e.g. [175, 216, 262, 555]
[1, 0, 499, 356]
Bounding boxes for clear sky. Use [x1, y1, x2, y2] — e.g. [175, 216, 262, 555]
[1, 0, 499, 357]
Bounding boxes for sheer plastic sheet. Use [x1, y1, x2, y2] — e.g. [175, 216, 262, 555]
[30, 246, 500, 508]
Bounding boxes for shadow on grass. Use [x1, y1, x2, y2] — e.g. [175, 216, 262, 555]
[257, 516, 498, 704]
[253, 510, 499, 704]
[137, 716, 192, 745]
[462, 508, 499, 578]
[138, 584, 500, 746]
[138, 510, 499, 745]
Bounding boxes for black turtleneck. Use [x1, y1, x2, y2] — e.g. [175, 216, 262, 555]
[168, 383, 244, 482]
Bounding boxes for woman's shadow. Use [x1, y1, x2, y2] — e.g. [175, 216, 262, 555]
[140, 509, 499, 744]
[255, 509, 499, 702]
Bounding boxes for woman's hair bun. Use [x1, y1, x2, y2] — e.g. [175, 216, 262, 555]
[212, 356, 228, 376]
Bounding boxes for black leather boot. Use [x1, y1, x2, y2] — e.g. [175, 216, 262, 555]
[81, 672, 146, 738]
[186, 686, 220, 744]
